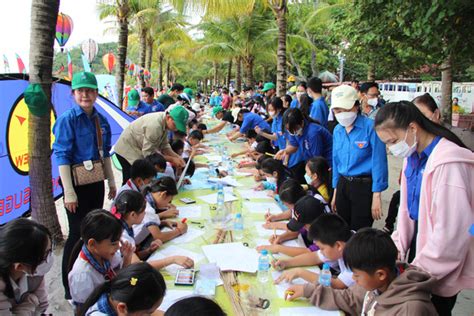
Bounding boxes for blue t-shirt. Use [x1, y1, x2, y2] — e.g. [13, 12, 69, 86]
[240, 112, 271, 134]
[290, 98, 299, 108]
[309, 96, 329, 129]
[127, 101, 152, 118]
[149, 100, 165, 112]
[288, 120, 332, 165]
[332, 115, 388, 192]
[405, 136, 441, 220]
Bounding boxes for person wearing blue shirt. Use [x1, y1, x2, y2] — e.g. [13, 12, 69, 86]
[290, 82, 307, 108]
[52, 72, 116, 300]
[141, 86, 165, 112]
[330, 85, 388, 231]
[228, 109, 271, 141]
[274, 108, 332, 184]
[126, 89, 152, 119]
[307, 77, 329, 128]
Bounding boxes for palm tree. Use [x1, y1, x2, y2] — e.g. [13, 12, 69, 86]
[269, 0, 287, 96]
[28, 0, 63, 243]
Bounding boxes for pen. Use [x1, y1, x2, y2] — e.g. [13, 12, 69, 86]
[265, 152, 275, 157]
[181, 218, 188, 223]
[285, 290, 295, 295]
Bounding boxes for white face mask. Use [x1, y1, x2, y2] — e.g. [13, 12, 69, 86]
[296, 92, 304, 98]
[33, 252, 54, 276]
[335, 111, 357, 127]
[367, 98, 378, 107]
[289, 127, 303, 137]
[268, 111, 276, 117]
[388, 130, 417, 158]
[266, 176, 277, 185]
[304, 174, 312, 184]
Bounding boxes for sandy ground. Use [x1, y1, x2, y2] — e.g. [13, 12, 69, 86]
[44, 156, 474, 315]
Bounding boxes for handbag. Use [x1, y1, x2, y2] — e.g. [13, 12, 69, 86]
[72, 117, 106, 186]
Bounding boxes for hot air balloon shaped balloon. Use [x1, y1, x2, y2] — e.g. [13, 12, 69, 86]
[81, 38, 99, 69]
[128, 63, 135, 76]
[56, 13, 73, 52]
[102, 52, 116, 74]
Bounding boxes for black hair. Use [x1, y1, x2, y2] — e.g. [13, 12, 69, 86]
[165, 296, 226, 316]
[245, 129, 258, 141]
[255, 154, 272, 170]
[189, 130, 204, 141]
[298, 81, 307, 89]
[171, 139, 185, 154]
[359, 82, 379, 94]
[173, 130, 188, 140]
[0, 219, 51, 298]
[142, 176, 178, 197]
[255, 140, 274, 155]
[114, 190, 146, 217]
[222, 88, 229, 93]
[142, 87, 154, 96]
[278, 179, 306, 204]
[269, 96, 284, 113]
[146, 152, 167, 171]
[183, 158, 196, 177]
[170, 83, 184, 92]
[343, 228, 397, 274]
[298, 93, 312, 118]
[187, 119, 198, 129]
[412, 93, 438, 114]
[283, 95, 292, 105]
[374, 101, 467, 148]
[79, 262, 166, 316]
[238, 108, 250, 118]
[69, 210, 123, 275]
[197, 123, 207, 131]
[130, 159, 156, 180]
[261, 158, 288, 192]
[283, 107, 319, 134]
[306, 157, 331, 197]
[308, 77, 322, 94]
[308, 213, 352, 246]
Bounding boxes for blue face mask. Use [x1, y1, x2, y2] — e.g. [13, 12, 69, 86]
[156, 172, 166, 179]
[304, 174, 312, 184]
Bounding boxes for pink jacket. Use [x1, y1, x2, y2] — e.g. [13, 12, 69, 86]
[392, 138, 474, 297]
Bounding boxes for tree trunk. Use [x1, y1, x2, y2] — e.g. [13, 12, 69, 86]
[166, 59, 170, 87]
[226, 58, 232, 88]
[28, 0, 63, 243]
[243, 56, 254, 88]
[310, 50, 317, 77]
[146, 37, 153, 72]
[116, 15, 128, 108]
[236, 56, 242, 91]
[367, 62, 375, 81]
[158, 53, 163, 91]
[213, 61, 218, 87]
[275, 0, 288, 97]
[138, 28, 147, 88]
[440, 54, 453, 125]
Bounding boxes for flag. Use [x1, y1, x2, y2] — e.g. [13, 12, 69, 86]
[81, 54, 91, 72]
[67, 52, 73, 80]
[3, 54, 10, 73]
[15, 53, 26, 74]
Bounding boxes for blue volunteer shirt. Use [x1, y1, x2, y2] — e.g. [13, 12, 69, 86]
[53, 105, 111, 166]
[309, 96, 329, 128]
[290, 98, 299, 108]
[288, 120, 333, 165]
[127, 101, 152, 118]
[272, 113, 303, 167]
[240, 112, 271, 133]
[405, 136, 441, 220]
[149, 99, 165, 112]
[332, 115, 388, 192]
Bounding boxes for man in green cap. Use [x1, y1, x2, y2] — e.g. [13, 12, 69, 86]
[157, 83, 184, 109]
[114, 105, 188, 183]
[261, 82, 276, 102]
[125, 89, 152, 119]
[203, 105, 238, 135]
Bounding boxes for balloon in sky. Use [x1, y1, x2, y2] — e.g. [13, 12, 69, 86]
[102, 52, 116, 74]
[55, 12, 73, 52]
[128, 63, 135, 76]
[81, 38, 99, 64]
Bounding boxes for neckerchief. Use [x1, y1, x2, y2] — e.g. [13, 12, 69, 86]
[80, 245, 116, 281]
[97, 293, 117, 316]
[120, 219, 134, 238]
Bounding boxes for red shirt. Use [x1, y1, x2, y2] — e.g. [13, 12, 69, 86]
[221, 94, 232, 109]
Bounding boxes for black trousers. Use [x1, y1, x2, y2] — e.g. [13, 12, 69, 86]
[385, 190, 400, 231]
[431, 293, 458, 316]
[61, 180, 104, 299]
[336, 176, 373, 231]
[116, 153, 132, 185]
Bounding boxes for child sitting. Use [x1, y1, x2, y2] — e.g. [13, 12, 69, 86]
[231, 129, 259, 158]
[183, 130, 206, 159]
[146, 153, 175, 180]
[164, 297, 226, 316]
[171, 139, 185, 157]
[285, 228, 437, 315]
[304, 157, 332, 208]
[80, 262, 166, 316]
[274, 213, 354, 289]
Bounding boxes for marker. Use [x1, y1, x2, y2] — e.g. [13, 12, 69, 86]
[265, 152, 275, 157]
[190, 221, 202, 225]
[181, 218, 188, 224]
[285, 290, 295, 296]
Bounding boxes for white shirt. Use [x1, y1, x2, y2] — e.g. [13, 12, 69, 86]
[121, 226, 136, 248]
[9, 275, 28, 303]
[164, 162, 175, 180]
[182, 141, 192, 159]
[316, 250, 354, 287]
[85, 301, 108, 316]
[68, 251, 123, 304]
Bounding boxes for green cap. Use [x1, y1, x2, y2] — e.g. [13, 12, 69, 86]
[261, 82, 276, 92]
[24, 83, 49, 117]
[71, 71, 98, 90]
[212, 106, 224, 116]
[183, 87, 194, 98]
[169, 106, 189, 133]
[127, 89, 140, 106]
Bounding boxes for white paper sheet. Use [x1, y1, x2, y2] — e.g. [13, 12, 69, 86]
[158, 290, 195, 312]
[244, 201, 282, 214]
[279, 307, 341, 316]
[208, 176, 242, 187]
[198, 192, 239, 204]
[238, 189, 273, 200]
[203, 154, 222, 162]
[272, 268, 320, 299]
[170, 227, 205, 244]
[254, 221, 287, 237]
[147, 245, 205, 275]
[255, 238, 302, 248]
[202, 242, 259, 273]
[177, 205, 203, 219]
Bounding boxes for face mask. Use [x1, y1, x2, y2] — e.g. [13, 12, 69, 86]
[268, 111, 276, 117]
[388, 130, 417, 158]
[33, 252, 54, 276]
[156, 172, 166, 179]
[296, 92, 304, 98]
[367, 98, 378, 107]
[304, 174, 312, 184]
[266, 177, 277, 185]
[335, 111, 357, 127]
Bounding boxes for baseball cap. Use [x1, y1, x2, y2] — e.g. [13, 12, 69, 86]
[71, 72, 98, 90]
[168, 106, 189, 133]
[127, 89, 140, 106]
[178, 93, 191, 105]
[331, 85, 358, 110]
[183, 87, 194, 98]
[289, 86, 297, 94]
[287, 196, 326, 232]
[262, 82, 276, 92]
[212, 106, 224, 116]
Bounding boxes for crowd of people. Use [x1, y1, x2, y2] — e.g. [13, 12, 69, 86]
[0, 71, 472, 316]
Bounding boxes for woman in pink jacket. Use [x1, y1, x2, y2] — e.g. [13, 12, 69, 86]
[374, 101, 473, 316]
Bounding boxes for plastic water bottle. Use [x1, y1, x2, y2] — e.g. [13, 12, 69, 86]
[228, 161, 234, 176]
[217, 183, 225, 205]
[257, 250, 270, 283]
[319, 263, 332, 287]
[233, 213, 244, 240]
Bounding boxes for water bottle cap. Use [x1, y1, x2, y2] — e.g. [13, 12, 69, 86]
[236, 213, 242, 218]
[322, 263, 330, 270]
[261, 249, 268, 255]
